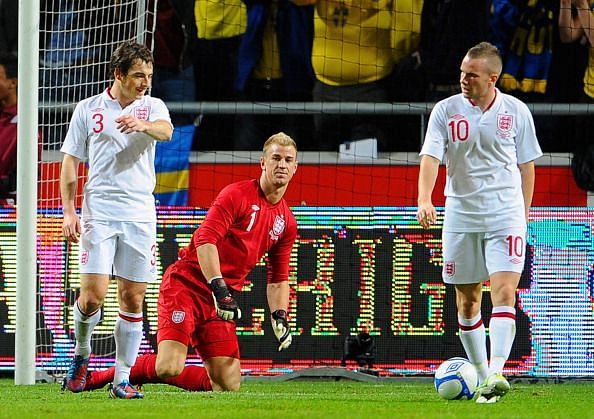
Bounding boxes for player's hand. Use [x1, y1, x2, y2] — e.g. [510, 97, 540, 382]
[62, 212, 81, 243]
[115, 115, 148, 135]
[209, 277, 241, 321]
[271, 310, 292, 351]
[416, 202, 437, 229]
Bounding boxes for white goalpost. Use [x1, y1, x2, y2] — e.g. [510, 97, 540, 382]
[15, 0, 40, 385]
[15, 0, 157, 384]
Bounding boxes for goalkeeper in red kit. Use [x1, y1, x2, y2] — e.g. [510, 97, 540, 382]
[83, 132, 298, 392]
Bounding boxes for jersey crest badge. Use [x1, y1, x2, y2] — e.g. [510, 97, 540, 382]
[172, 310, 185, 324]
[497, 114, 513, 132]
[269, 214, 286, 241]
[80, 250, 89, 266]
[444, 261, 455, 277]
[134, 106, 149, 120]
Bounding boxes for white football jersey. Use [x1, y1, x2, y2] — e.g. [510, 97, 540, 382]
[61, 89, 172, 222]
[420, 89, 543, 232]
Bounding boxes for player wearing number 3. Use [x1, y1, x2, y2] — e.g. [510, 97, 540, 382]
[416, 42, 542, 403]
[60, 41, 173, 399]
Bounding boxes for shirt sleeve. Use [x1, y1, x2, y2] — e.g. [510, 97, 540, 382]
[515, 102, 543, 164]
[194, 184, 239, 247]
[420, 100, 448, 162]
[266, 211, 298, 284]
[60, 102, 88, 161]
[149, 97, 173, 127]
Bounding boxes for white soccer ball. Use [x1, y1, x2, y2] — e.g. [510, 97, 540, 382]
[434, 357, 478, 400]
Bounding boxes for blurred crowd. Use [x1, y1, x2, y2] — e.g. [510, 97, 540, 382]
[151, 0, 593, 154]
[26, 0, 594, 155]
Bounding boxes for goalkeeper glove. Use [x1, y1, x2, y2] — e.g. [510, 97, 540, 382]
[271, 309, 292, 351]
[209, 277, 241, 321]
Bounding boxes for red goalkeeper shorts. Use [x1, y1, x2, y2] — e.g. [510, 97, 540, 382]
[157, 261, 240, 360]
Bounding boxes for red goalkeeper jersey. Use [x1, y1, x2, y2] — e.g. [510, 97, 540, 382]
[179, 179, 298, 292]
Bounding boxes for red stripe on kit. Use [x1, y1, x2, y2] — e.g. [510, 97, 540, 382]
[458, 319, 483, 331]
[119, 313, 143, 322]
[491, 312, 516, 320]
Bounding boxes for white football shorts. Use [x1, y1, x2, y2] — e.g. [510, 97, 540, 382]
[78, 219, 157, 282]
[441, 227, 527, 284]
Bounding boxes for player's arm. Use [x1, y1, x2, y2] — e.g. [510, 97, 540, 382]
[115, 116, 173, 141]
[518, 161, 536, 222]
[574, 0, 594, 45]
[267, 281, 292, 351]
[60, 154, 81, 243]
[197, 243, 241, 321]
[416, 155, 440, 229]
[559, 0, 584, 42]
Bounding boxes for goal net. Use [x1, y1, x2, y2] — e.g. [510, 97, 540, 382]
[8, 0, 592, 381]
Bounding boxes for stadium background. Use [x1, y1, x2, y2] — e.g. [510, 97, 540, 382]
[2, 0, 594, 381]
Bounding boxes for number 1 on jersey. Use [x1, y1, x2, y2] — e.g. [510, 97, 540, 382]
[246, 211, 257, 232]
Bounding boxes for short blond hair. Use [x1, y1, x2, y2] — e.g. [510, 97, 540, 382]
[262, 132, 297, 155]
[466, 41, 503, 76]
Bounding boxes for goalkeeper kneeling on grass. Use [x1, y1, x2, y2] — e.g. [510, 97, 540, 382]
[82, 133, 298, 393]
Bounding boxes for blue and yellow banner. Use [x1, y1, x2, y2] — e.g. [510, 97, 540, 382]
[154, 124, 195, 206]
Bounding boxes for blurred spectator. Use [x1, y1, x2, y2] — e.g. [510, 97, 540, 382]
[492, 0, 555, 97]
[0, 0, 17, 56]
[559, 0, 594, 172]
[311, 0, 421, 152]
[193, 0, 247, 150]
[151, 0, 197, 126]
[416, 0, 490, 101]
[233, 0, 315, 150]
[0, 52, 17, 205]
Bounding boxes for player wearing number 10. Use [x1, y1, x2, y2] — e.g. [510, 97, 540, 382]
[60, 41, 173, 399]
[416, 42, 542, 403]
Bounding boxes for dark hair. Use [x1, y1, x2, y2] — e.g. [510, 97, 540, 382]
[0, 53, 17, 79]
[109, 41, 153, 78]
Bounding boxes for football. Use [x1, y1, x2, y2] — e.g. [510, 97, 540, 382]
[434, 357, 478, 400]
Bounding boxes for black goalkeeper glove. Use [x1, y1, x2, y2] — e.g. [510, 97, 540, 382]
[209, 277, 241, 321]
[271, 309, 292, 351]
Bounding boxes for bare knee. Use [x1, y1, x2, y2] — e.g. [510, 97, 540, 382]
[458, 300, 481, 318]
[205, 357, 241, 392]
[78, 291, 105, 314]
[155, 357, 184, 379]
[212, 376, 241, 392]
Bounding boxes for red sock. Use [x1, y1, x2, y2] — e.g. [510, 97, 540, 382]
[130, 354, 159, 384]
[85, 365, 115, 391]
[163, 365, 212, 391]
[88, 353, 212, 392]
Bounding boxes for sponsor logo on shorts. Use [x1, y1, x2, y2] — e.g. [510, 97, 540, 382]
[172, 310, 185, 324]
[445, 261, 455, 276]
[80, 250, 89, 265]
[510, 257, 523, 264]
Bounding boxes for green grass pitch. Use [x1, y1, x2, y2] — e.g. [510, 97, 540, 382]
[1, 378, 593, 418]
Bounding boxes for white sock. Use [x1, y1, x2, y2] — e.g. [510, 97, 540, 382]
[489, 306, 516, 374]
[113, 310, 143, 386]
[458, 313, 489, 383]
[73, 300, 101, 358]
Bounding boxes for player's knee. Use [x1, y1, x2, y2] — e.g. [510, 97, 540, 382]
[458, 300, 480, 318]
[77, 295, 103, 314]
[155, 358, 184, 379]
[119, 290, 145, 312]
[213, 377, 240, 392]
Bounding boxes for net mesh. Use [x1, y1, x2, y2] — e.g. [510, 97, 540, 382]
[37, 0, 157, 374]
